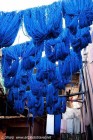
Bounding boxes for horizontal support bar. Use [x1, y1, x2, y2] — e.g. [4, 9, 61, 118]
[59, 91, 85, 97]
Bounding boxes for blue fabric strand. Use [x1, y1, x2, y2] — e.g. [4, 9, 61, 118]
[54, 114, 61, 135]
[24, 2, 62, 45]
[0, 11, 22, 48]
[36, 56, 56, 82]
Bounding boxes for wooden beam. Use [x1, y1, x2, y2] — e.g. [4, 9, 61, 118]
[59, 91, 85, 97]
[0, 115, 26, 119]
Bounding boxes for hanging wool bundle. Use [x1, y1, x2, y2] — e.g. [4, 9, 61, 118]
[78, 0, 93, 28]
[62, 0, 79, 32]
[59, 60, 71, 84]
[56, 30, 70, 60]
[30, 74, 46, 96]
[14, 61, 21, 87]
[7, 88, 14, 103]
[12, 89, 30, 114]
[52, 96, 67, 114]
[71, 27, 91, 52]
[9, 87, 19, 100]
[24, 7, 46, 45]
[13, 89, 19, 101]
[27, 91, 36, 109]
[54, 114, 61, 135]
[21, 73, 28, 85]
[52, 67, 67, 90]
[29, 97, 44, 116]
[61, 50, 82, 77]
[79, 8, 93, 28]
[20, 69, 30, 85]
[2, 46, 20, 78]
[14, 42, 33, 87]
[1, 43, 24, 88]
[27, 91, 44, 116]
[7, 85, 26, 105]
[61, 96, 67, 113]
[36, 56, 56, 82]
[18, 84, 26, 100]
[68, 16, 78, 35]
[21, 42, 42, 70]
[0, 11, 22, 48]
[6, 60, 19, 77]
[63, 0, 79, 16]
[45, 29, 70, 63]
[46, 84, 58, 114]
[53, 97, 62, 114]
[24, 2, 62, 45]
[45, 39, 57, 63]
[4, 76, 15, 88]
[45, 2, 62, 38]
[13, 100, 25, 114]
[63, 0, 93, 29]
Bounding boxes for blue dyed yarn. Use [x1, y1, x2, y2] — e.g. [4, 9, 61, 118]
[14, 100, 25, 114]
[20, 70, 29, 85]
[19, 85, 26, 96]
[30, 74, 45, 96]
[52, 67, 66, 90]
[0, 11, 22, 48]
[6, 59, 19, 77]
[46, 84, 58, 114]
[1, 49, 11, 77]
[36, 56, 56, 82]
[24, 8, 46, 45]
[13, 42, 33, 87]
[71, 27, 91, 52]
[61, 97, 67, 113]
[41, 85, 47, 97]
[54, 114, 61, 135]
[79, 8, 93, 28]
[14, 61, 21, 87]
[31, 97, 44, 116]
[64, 14, 78, 35]
[78, 0, 93, 28]
[68, 16, 78, 35]
[22, 91, 30, 101]
[45, 29, 70, 63]
[21, 43, 42, 70]
[12, 87, 19, 100]
[36, 97, 44, 116]
[7, 89, 13, 103]
[27, 91, 44, 116]
[2, 47, 19, 78]
[1, 43, 24, 88]
[59, 61, 71, 85]
[53, 97, 62, 114]
[63, 0, 79, 16]
[24, 2, 62, 45]
[2, 41, 37, 89]
[7, 85, 26, 105]
[45, 39, 57, 63]
[45, 2, 62, 38]
[63, 0, 79, 30]
[53, 96, 67, 114]
[78, 0, 92, 11]
[21, 74, 28, 85]
[62, 50, 82, 77]
[63, 0, 93, 30]
[4, 77, 15, 88]
[27, 91, 36, 108]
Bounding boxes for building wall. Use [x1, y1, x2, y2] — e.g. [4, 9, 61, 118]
[81, 42, 93, 139]
[0, 117, 45, 140]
